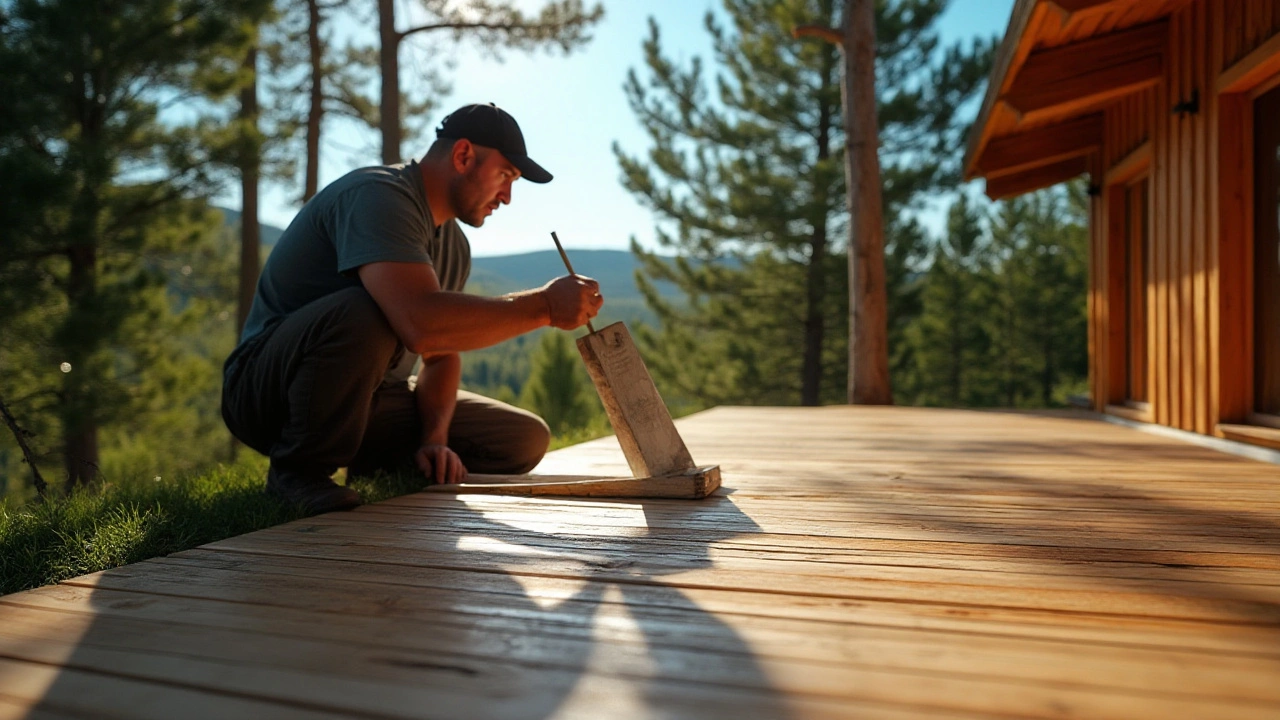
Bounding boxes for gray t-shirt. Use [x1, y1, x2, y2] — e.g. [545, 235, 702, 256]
[235, 160, 471, 383]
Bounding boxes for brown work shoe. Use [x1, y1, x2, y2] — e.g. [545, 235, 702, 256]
[267, 467, 362, 514]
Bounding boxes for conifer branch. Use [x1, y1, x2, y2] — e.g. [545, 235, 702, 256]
[0, 247, 73, 263]
[399, 19, 583, 42]
[0, 392, 47, 497]
[792, 24, 843, 47]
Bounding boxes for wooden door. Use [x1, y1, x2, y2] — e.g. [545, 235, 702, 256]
[1125, 177, 1150, 404]
[1255, 84, 1280, 419]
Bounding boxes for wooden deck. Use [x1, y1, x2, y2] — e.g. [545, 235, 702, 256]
[2, 406, 1279, 719]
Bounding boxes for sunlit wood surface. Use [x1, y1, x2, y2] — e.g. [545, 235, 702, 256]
[2, 406, 1279, 719]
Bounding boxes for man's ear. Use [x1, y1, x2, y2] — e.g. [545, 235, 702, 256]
[450, 139, 476, 174]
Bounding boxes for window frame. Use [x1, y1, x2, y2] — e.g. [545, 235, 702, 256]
[1103, 144, 1153, 422]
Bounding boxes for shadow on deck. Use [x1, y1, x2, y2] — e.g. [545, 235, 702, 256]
[2, 406, 1279, 719]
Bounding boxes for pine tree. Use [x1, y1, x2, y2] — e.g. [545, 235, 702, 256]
[260, 0, 406, 202]
[976, 184, 1088, 407]
[375, 0, 603, 163]
[0, 0, 269, 489]
[905, 195, 989, 406]
[1020, 185, 1088, 406]
[884, 214, 929, 401]
[617, 0, 994, 408]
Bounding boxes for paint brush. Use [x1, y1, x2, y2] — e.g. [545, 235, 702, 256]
[550, 231, 596, 334]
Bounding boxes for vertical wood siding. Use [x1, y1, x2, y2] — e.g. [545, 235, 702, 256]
[1223, 0, 1280, 70]
[1094, 0, 1277, 435]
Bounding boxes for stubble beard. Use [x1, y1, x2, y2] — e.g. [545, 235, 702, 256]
[449, 172, 492, 228]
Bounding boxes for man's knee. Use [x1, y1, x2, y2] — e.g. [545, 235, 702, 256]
[505, 412, 551, 474]
[326, 287, 398, 350]
[450, 400, 551, 475]
[220, 286, 402, 459]
[297, 286, 405, 379]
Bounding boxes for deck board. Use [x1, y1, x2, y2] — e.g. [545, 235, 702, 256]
[2, 406, 1279, 718]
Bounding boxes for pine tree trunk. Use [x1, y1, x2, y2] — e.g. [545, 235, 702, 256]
[802, 44, 837, 407]
[948, 273, 962, 404]
[62, 60, 109, 489]
[1004, 291, 1017, 406]
[378, 0, 401, 164]
[305, 0, 323, 202]
[842, 0, 892, 405]
[237, 47, 261, 339]
[63, 244, 99, 489]
[802, 236, 827, 406]
[1042, 333, 1054, 407]
[63, 423, 98, 490]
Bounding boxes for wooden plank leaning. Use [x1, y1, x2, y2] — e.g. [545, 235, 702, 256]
[429, 320, 720, 499]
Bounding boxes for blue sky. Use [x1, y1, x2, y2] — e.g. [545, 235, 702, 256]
[240, 0, 1015, 256]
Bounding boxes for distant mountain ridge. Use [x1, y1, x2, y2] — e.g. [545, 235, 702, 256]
[219, 208, 286, 249]
[469, 249, 679, 301]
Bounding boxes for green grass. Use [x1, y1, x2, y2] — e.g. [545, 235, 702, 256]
[0, 457, 441, 597]
[548, 415, 614, 451]
[0, 420, 631, 597]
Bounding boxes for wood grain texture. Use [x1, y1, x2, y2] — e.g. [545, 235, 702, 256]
[2, 406, 1280, 719]
[1005, 20, 1165, 121]
[576, 322, 696, 478]
[1192, 0, 1209, 434]
[964, 0, 1185, 179]
[1049, 0, 1115, 13]
[976, 112, 1104, 177]
[983, 155, 1088, 199]
[423, 466, 721, 499]
[1218, 92, 1254, 424]
[1106, 184, 1128, 404]
[1222, 5, 1280, 78]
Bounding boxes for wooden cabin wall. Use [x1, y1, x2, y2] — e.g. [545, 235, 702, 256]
[1222, 0, 1280, 69]
[1093, 0, 1280, 436]
[1092, 89, 1156, 413]
[1161, 0, 1211, 434]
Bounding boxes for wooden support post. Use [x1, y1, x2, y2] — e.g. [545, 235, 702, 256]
[793, 2, 894, 406]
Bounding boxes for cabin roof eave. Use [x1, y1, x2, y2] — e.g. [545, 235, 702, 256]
[962, 0, 1043, 182]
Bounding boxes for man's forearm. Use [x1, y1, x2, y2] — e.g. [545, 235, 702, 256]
[358, 262, 602, 357]
[416, 353, 461, 446]
[406, 290, 549, 356]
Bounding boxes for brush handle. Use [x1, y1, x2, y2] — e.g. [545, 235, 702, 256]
[550, 231, 596, 334]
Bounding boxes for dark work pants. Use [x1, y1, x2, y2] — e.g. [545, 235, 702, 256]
[221, 287, 550, 481]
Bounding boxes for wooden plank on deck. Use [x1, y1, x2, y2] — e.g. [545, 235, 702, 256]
[1, 407, 1279, 719]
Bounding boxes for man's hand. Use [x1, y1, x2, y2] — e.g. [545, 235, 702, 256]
[542, 275, 603, 330]
[415, 444, 468, 485]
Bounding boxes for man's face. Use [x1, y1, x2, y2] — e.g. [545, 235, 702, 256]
[449, 145, 521, 228]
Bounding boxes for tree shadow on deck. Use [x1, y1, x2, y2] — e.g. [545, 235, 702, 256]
[12, 491, 793, 719]
[409, 492, 796, 719]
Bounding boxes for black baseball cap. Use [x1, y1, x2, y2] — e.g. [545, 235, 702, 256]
[436, 103, 552, 184]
